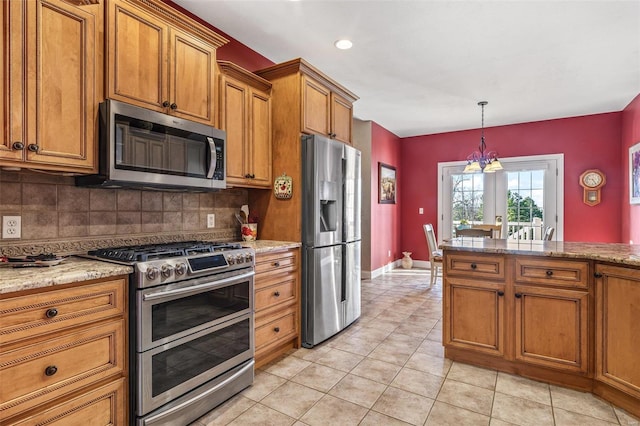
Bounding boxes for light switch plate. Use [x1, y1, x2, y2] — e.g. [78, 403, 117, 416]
[207, 214, 215, 228]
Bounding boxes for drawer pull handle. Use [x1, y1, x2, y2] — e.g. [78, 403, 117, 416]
[274, 262, 280, 267]
[497, 291, 504, 296]
[45, 308, 58, 319]
[515, 293, 522, 298]
[274, 327, 280, 333]
[594, 272, 603, 278]
[274, 291, 280, 297]
[545, 270, 553, 276]
[470, 263, 477, 269]
[45, 365, 58, 376]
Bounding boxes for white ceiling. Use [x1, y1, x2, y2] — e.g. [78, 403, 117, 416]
[173, 0, 640, 138]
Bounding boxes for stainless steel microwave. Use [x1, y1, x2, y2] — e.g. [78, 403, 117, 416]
[76, 99, 226, 191]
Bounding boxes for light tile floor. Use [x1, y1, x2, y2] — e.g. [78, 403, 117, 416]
[192, 268, 640, 426]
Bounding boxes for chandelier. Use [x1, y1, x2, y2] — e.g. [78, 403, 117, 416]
[463, 101, 503, 173]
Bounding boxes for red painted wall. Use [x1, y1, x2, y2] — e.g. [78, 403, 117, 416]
[621, 93, 640, 244]
[370, 122, 402, 270]
[163, 0, 274, 71]
[401, 113, 623, 261]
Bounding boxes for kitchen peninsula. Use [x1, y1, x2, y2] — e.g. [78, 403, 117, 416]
[441, 238, 640, 419]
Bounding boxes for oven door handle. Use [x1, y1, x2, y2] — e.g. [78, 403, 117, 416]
[142, 271, 255, 301]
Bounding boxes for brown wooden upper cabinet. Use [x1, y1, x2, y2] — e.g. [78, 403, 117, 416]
[107, 0, 227, 127]
[218, 61, 272, 189]
[0, 0, 101, 173]
[257, 58, 358, 144]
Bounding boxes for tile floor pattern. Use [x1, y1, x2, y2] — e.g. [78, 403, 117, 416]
[191, 269, 640, 426]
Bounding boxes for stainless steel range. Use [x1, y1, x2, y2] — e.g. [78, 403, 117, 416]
[87, 241, 255, 426]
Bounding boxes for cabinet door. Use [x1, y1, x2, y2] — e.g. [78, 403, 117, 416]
[331, 92, 353, 144]
[595, 264, 640, 399]
[0, 1, 24, 163]
[219, 75, 248, 185]
[24, 0, 98, 171]
[169, 28, 216, 125]
[514, 285, 588, 373]
[444, 277, 506, 357]
[108, 0, 168, 110]
[302, 75, 330, 137]
[248, 88, 272, 187]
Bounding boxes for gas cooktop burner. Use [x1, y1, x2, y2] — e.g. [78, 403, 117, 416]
[88, 240, 243, 262]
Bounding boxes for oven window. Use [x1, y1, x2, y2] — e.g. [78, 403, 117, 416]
[114, 114, 209, 177]
[151, 318, 250, 397]
[151, 281, 250, 343]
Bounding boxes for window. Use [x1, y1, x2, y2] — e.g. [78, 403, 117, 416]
[438, 154, 563, 241]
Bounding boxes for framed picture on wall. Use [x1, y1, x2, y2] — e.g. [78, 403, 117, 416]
[379, 162, 397, 204]
[631, 142, 640, 205]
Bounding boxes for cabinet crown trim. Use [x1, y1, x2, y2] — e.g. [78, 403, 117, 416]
[122, 0, 229, 48]
[256, 58, 359, 103]
[218, 61, 272, 92]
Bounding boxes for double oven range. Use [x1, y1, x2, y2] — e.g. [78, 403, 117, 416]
[87, 241, 255, 425]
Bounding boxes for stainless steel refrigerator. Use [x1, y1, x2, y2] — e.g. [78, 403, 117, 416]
[301, 134, 361, 348]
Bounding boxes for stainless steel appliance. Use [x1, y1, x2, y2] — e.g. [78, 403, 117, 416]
[301, 134, 362, 347]
[86, 241, 254, 426]
[76, 99, 227, 191]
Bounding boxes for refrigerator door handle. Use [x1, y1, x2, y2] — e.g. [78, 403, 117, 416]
[341, 244, 347, 302]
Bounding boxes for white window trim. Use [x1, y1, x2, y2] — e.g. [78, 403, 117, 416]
[437, 153, 564, 242]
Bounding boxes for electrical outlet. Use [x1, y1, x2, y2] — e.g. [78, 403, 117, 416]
[207, 214, 215, 228]
[419, 208, 424, 214]
[2, 216, 21, 239]
[388, 250, 391, 257]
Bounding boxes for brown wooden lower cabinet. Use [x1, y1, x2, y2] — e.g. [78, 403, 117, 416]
[594, 263, 640, 417]
[444, 251, 640, 419]
[254, 247, 301, 368]
[0, 277, 128, 425]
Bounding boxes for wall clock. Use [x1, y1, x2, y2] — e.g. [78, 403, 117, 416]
[579, 169, 606, 206]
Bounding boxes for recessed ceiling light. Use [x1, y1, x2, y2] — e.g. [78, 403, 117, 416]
[334, 39, 353, 50]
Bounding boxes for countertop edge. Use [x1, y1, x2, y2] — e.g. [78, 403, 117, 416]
[241, 240, 302, 253]
[441, 239, 640, 268]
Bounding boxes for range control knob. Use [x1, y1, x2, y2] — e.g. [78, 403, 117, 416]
[174, 262, 187, 276]
[227, 255, 236, 265]
[244, 253, 253, 263]
[146, 266, 160, 281]
[237, 255, 245, 264]
[161, 264, 173, 278]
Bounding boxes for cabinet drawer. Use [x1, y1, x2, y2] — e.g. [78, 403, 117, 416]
[0, 319, 125, 420]
[10, 378, 127, 426]
[0, 278, 126, 347]
[515, 257, 589, 289]
[446, 253, 505, 280]
[255, 249, 299, 277]
[255, 309, 296, 350]
[255, 276, 297, 313]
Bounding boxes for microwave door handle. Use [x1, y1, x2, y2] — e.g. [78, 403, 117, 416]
[206, 137, 216, 179]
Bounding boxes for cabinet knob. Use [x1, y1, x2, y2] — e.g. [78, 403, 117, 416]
[162, 101, 170, 107]
[274, 327, 280, 333]
[28, 144, 39, 152]
[274, 291, 280, 297]
[12, 141, 24, 150]
[470, 263, 477, 269]
[245, 173, 252, 178]
[594, 272, 603, 278]
[274, 261, 280, 267]
[45, 308, 58, 319]
[170, 103, 178, 110]
[44, 365, 58, 376]
[497, 291, 504, 296]
[250, 174, 255, 179]
[545, 270, 553, 276]
[515, 293, 522, 298]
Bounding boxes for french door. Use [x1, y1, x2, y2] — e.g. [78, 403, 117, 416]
[438, 154, 563, 241]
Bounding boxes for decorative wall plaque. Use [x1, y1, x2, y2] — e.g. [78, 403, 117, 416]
[274, 173, 293, 199]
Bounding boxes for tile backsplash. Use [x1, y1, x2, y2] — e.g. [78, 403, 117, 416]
[0, 169, 249, 255]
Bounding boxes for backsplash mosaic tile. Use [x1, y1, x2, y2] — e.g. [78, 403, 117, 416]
[0, 169, 249, 255]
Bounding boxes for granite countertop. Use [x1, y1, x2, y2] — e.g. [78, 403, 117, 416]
[0, 240, 300, 295]
[441, 238, 640, 267]
[0, 256, 133, 295]
[240, 240, 301, 253]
